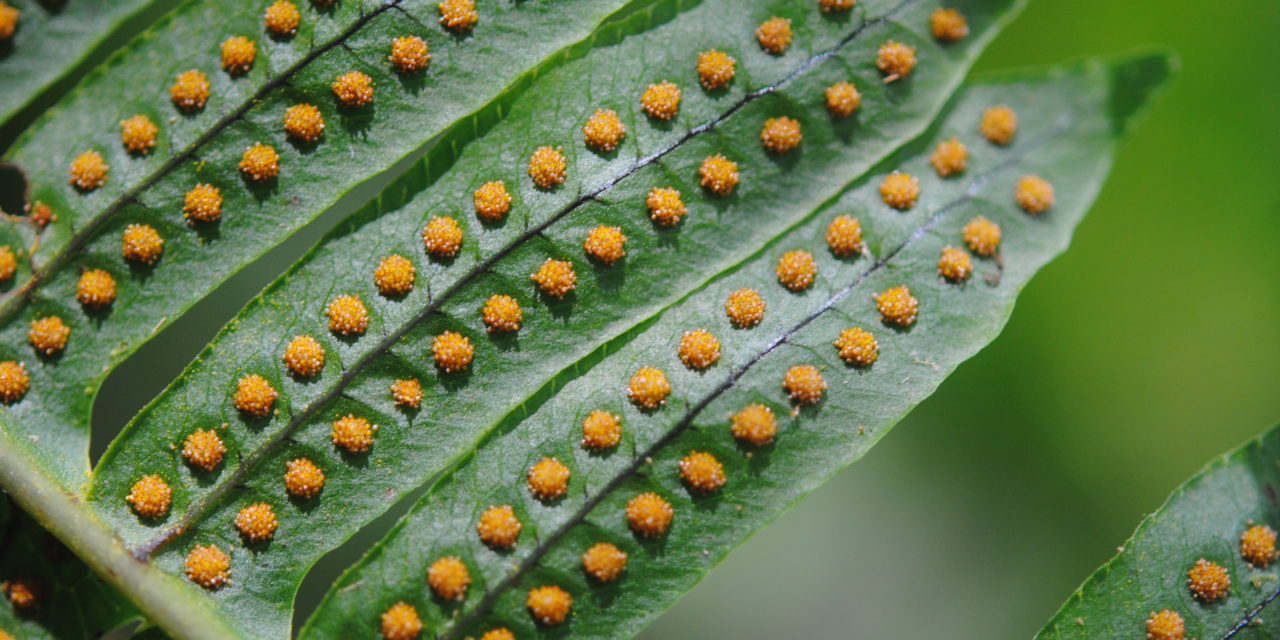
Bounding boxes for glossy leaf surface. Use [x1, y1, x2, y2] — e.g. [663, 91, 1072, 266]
[303, 53, 1171, 638]
[0, 0, 656, 487]
[0, 0, 173, 131]
[83, 0, 1023, 636]
[1039, 423, 1280, 640]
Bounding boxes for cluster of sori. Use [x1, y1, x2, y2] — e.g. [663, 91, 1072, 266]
[1141, 524, 1280, 640]
[361, 6, 1052, 640]
[1, 0, 468, 399]
[0, 2, 1062, 639]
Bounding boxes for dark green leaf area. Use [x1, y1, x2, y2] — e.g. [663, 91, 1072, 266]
[0, 0, 654, 487]
[1039, 423, 1280, 640]
[0, 496, 140, 640]
[0, 0, 171, 131]
[85, 0, 1014, 635]
[9, 0, 650, 262]
[303, 55, 1172, 640]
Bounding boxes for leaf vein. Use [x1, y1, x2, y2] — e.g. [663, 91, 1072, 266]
[0, 1, 403, 323]
[443, 112, 1076, 637]
[1222, 584, 1280, 638]
[137, 0, 920, 556]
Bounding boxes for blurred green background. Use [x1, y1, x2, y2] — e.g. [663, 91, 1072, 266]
[85, 0, 1280, 637]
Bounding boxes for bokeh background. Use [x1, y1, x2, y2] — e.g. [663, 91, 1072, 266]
[84, 0, 1280, 638]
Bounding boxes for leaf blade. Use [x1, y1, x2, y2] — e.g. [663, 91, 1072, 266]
[0, 0, 178, 135]
[81, 0, 1025, 636]
[302, 53, 1173, 639]
[0, 0, 664, 488]
[1038, 423, 1280, 640]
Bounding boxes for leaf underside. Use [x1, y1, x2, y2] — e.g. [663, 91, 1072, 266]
[0, 0, 1175, 636]
[0, 0, 652, 488]
[62, 0, 1054, 635]
[1039, 424, 1280, 640]
[298, 53, 1170, 639]
[0, 0, 173, 134]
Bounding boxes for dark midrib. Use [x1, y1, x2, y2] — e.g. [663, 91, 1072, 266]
[443, 117, 1074, 638]
[0, 2, 401, 323]
[137, 0, 918, 556]
[1223, 585, 1280, 638]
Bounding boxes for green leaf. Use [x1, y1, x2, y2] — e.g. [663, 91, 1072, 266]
[1039, 423, 1280, 640]
[0, 0, 661, 488]
[301, 53, 1171, 638]
[0, 496, 140, 640]
[0, 0, 1176, 635]
[0, 0, 176, 135]
[81, 0, 1026, 635]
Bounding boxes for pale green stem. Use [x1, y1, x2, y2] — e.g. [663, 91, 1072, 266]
[0, 426, 240, 640]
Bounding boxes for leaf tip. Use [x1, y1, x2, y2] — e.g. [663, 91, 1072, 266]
[1105, 50, 1177, 136]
